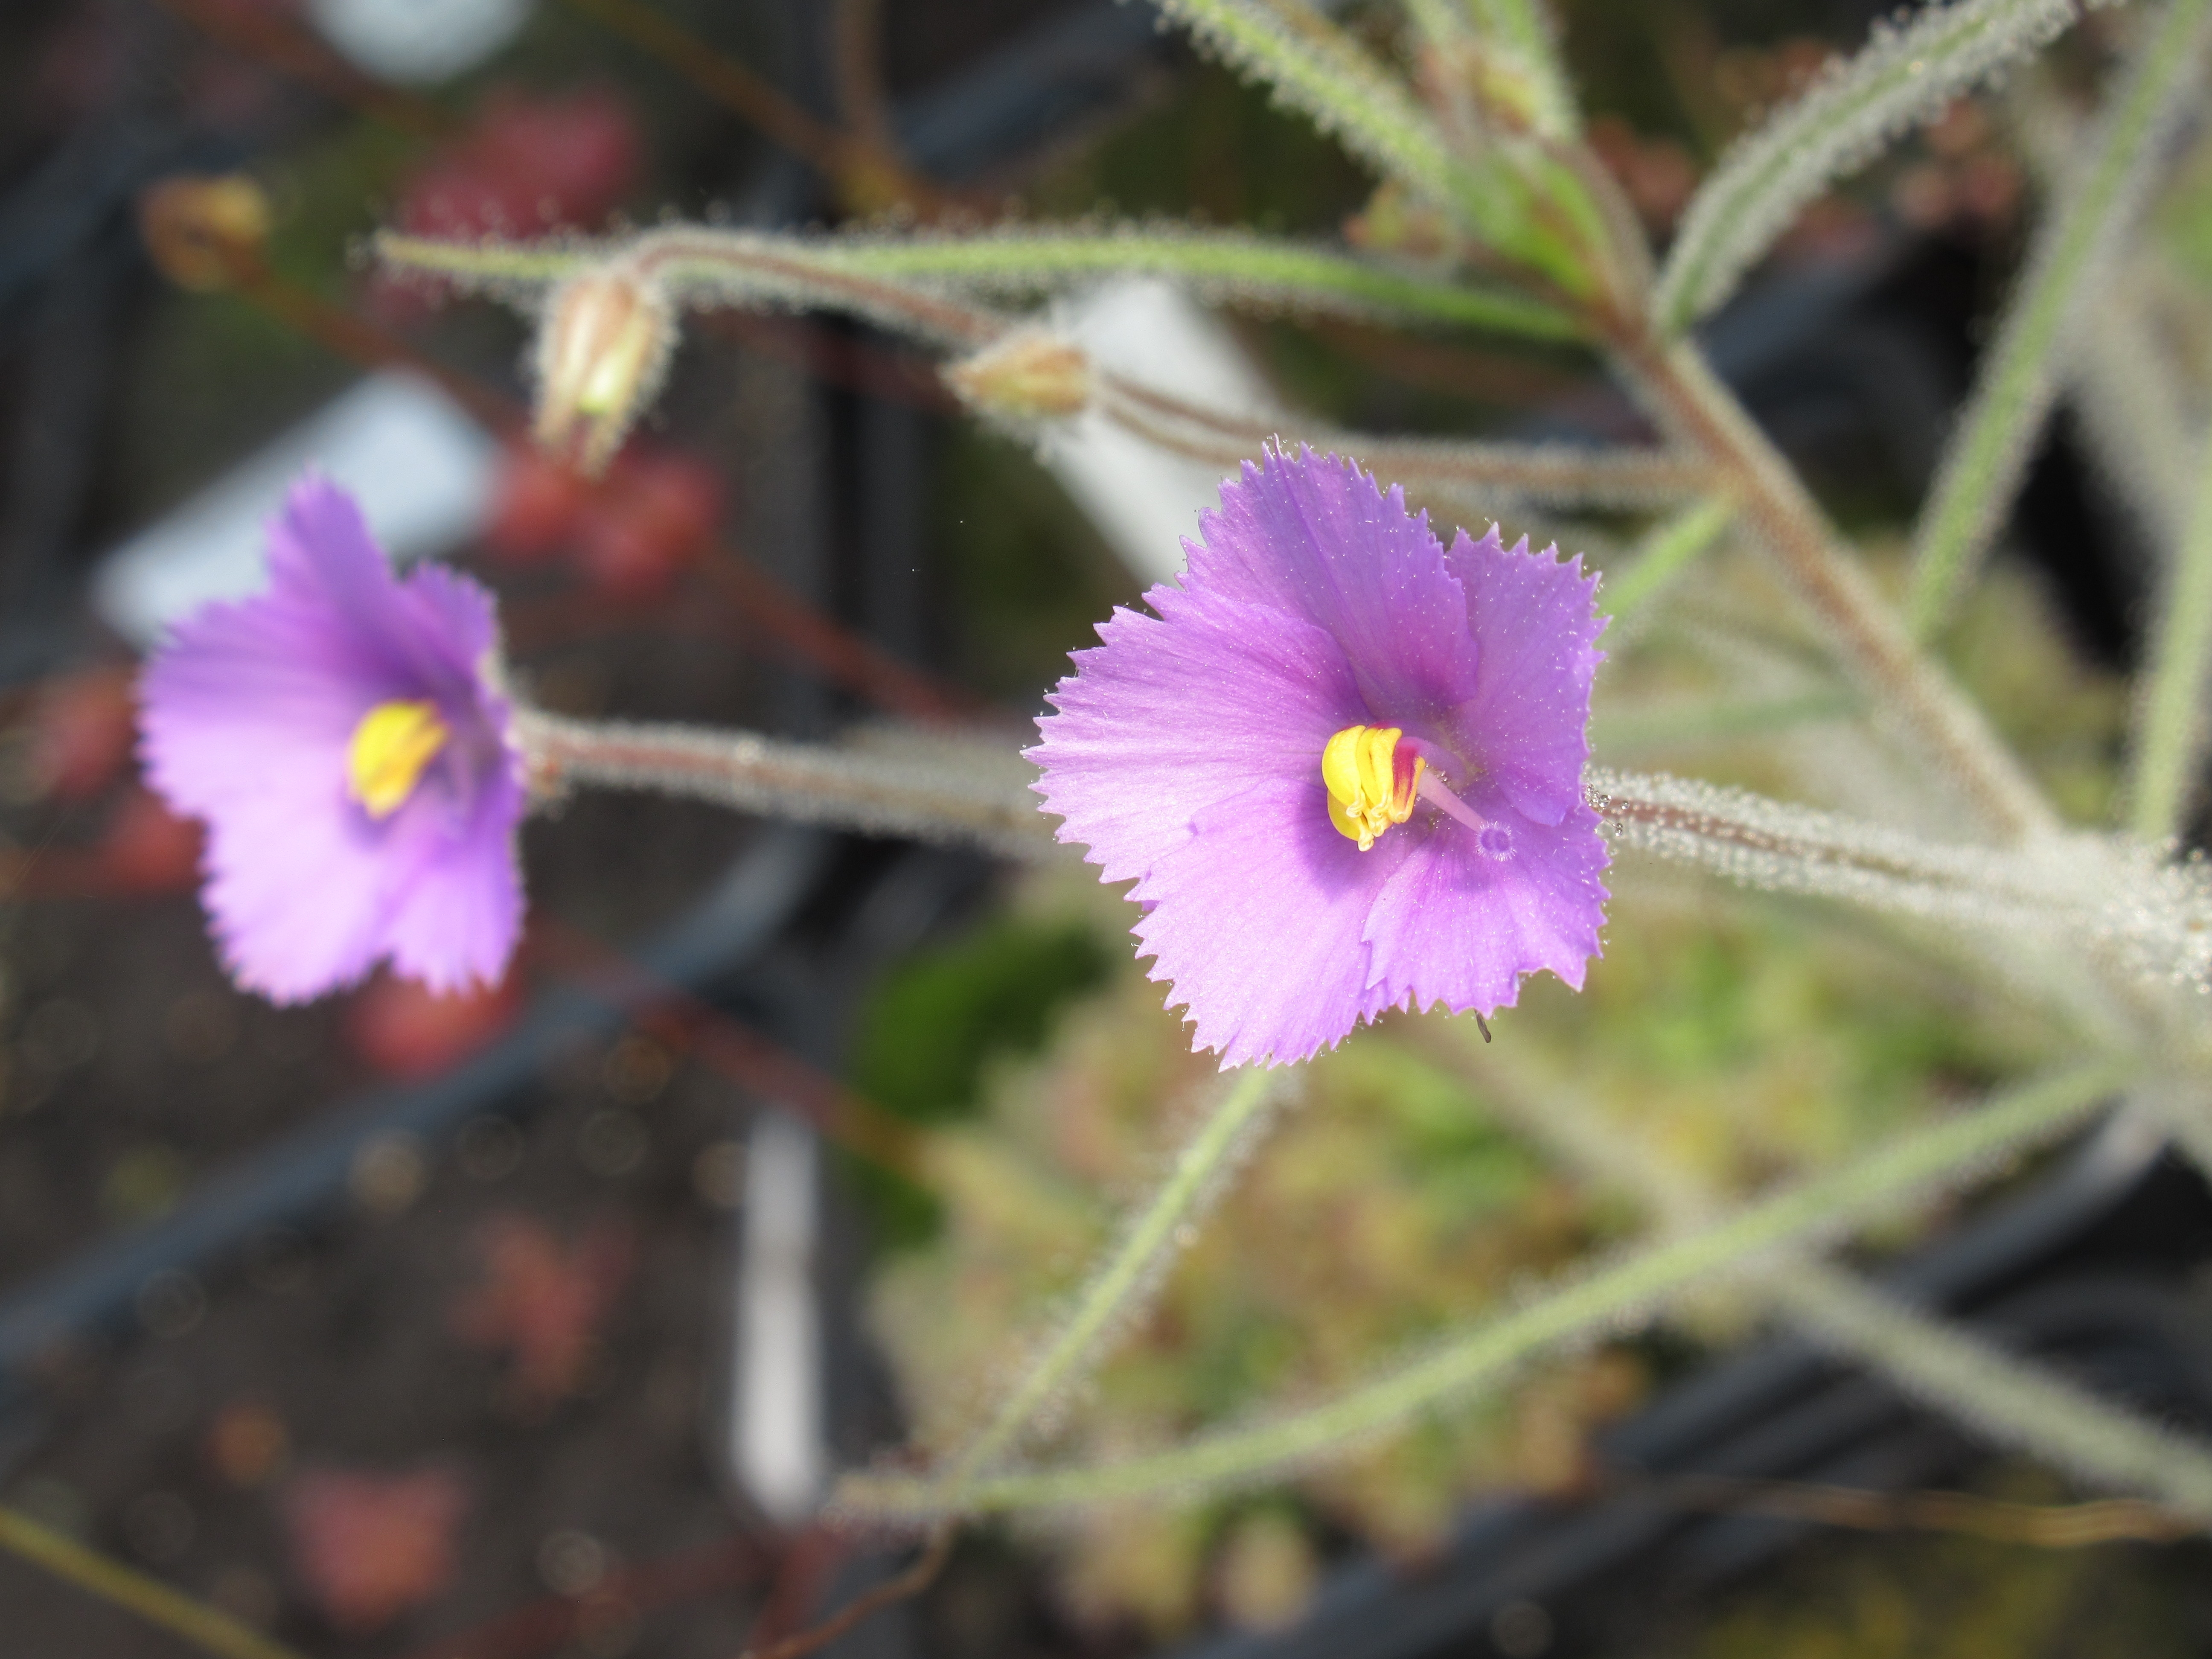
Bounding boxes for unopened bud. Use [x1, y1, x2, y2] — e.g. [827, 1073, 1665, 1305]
[534, 269, 675, 474]
[942, 330, 1092, 422]
[137, 175, 272, 291]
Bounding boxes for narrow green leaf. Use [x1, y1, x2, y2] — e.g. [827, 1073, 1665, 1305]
[2128, 415, 2212, 841]
[1909, 0, 2212, 639]
[376, 226, 1587, 341]
[1656, 0, 2093, 336]
[1600, 493, 1736, 620]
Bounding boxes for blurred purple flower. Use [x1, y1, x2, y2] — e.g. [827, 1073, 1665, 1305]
[1031, 446, 1609, 1067]
[140, 475, 525, 1001]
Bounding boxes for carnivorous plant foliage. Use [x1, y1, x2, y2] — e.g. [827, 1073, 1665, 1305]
[310, 0, 2212, 1584]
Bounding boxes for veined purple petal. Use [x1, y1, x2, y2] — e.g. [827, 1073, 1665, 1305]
[1033, 445, 1610, 1066]
[1133, 774, 1413, 1067]
[1182, 447, 1481, 723]
[139, 474, 526, 1003]
[1361, 806, 1610, 1018]
[1031, 586, 1361, 884]
[1446, 526, 1608, 828]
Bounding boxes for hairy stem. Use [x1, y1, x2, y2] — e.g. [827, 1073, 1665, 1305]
[520, 712, 1051, 859]
[375, 227, 1581, 341]
[1612, 334, 2057, 839]
[1908, 0, 2212, 638]
[1600, 494, 1739, 620]
[919, 1067, 1284, 1505]
[0, 1506, 304, 1659]
[1773, 1265, 2212, 1522]
[2129, 414, 2212, 842]
[1655, 0, 2088, 335]
[1097, 373, 1713, 507]
[1461, 1049, 2212, 1526]
[836, 1059, 2129, 1516]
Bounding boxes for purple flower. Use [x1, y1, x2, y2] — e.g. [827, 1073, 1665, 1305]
[1030, 446, 1609, 1067]
[139, 474, 526, 1002]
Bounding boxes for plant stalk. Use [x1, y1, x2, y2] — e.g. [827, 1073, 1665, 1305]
[912, 1068, 1283, 1508]
[520, 711, 1051, 860]
[1611, 333, 2057, 841]
[0, 1506, 304, 1659]
[837, 1058, 2130, 1516]
[2128, 413, 2212, 842]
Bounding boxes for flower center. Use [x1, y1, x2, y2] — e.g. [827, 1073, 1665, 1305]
[347, 699, 450, 819]
[1321, 723, 1517, 860]
[1322, 725, 1423, 850]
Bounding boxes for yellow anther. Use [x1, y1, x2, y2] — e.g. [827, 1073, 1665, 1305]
[346, 699, 450, 819]
[1321, 724, 1423, 850]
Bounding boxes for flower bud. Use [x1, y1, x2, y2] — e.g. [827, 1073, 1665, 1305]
[942, 329, 1092, 422]
[533, 269, 675, 474]
[137, 175, 273, 291]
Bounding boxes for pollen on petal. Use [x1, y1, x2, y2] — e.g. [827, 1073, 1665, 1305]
[348, 699, 449, 819]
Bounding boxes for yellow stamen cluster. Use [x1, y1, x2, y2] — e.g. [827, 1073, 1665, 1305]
[1321, 724, 1423, 850]
[347, 699, 450, 819]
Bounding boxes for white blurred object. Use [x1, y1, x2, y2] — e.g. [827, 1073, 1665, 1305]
[305, 0, 533, 85]
[731, 1110, 825, 1525]
[94, 371, 498, 645]
[1045, 278, 1281, 586]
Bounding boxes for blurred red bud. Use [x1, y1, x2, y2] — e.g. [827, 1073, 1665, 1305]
[99, 789, 205, 894]
[396, 87, 638, 241]
[344, 972, 520, 1080]
[485, 443, 593, 565]
[27, 668, 138, 802]
[574, 454, 723, 602]
[283, 1466, 468, 1634]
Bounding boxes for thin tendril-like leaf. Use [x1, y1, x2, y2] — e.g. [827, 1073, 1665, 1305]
[0, 1507, 304, 1659]
[1467, 0, 1580, 137]
[1096, 373, 1709, 506]
[1146, 0, 1470, 211]
[927, 1068, 1284, 1502]
[1466, 1054, 2212, 1527]
[1775, 1266, 2212, 1521]
[375, 226, 1583, 341]
[1907, 0, 2212, 638]
[1599, 494, 1737, 620]
[835, 1058, 2130, 1516]
[1589, 767, 2212, 992]
[2128, 415, 2212, 841]
[1654, 0, 2094, 336]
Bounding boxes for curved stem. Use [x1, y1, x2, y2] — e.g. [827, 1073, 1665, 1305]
[1463, 1051, 2212, 1526]
[837, 1058, 2131, 1516]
